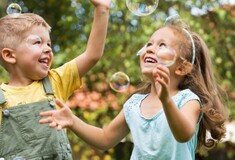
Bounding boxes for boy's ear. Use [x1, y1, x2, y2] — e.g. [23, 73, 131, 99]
[1, 48, 16, 64]
[175, 61, 193, 76]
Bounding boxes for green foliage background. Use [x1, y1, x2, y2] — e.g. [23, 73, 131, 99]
[0, 0, 234, 159]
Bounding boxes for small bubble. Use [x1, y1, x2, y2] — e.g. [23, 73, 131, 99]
[109, 72, 130, 93]
[6, 3, 22, 15]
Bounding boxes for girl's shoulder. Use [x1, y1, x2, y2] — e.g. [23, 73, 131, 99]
[174, 89, 199, 99]
[130, 93, 148, 99]
[127, 93, 148, 103]
[124, 93, 147, 108]
[173, 89, 201, 108]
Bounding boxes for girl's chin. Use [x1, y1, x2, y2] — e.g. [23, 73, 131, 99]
[141, 69, 153, 75]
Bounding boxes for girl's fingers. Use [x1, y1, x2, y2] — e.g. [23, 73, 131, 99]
[40, 118, 61, 129]
[156, 64, 169, 73]
[39, 117, 51, 124]
[156, 76, 165, 86]
[55, 98, 66, 109]
[57, 125, 63, 131]
[157, 70, 169, 84]
[39, 99, 67, 129]
[152, 67, 160, 79]
[153, 65, 169, 83]
[49, 121, 57, 128]
[40, 110, 53, 116]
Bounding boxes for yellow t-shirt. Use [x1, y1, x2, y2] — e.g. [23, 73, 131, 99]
[0, 60, 82, 124]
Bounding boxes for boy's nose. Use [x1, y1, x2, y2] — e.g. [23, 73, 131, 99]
[43, 46, 52, 53]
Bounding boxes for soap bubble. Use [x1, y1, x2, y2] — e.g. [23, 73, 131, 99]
[109, 72, 130, 92]
[136, 44, 147, 56]
[6, 3, 22, 14]
[126, 0, 159, 16]
[155, 46, 176, 67]
[137, 45, 176, 67]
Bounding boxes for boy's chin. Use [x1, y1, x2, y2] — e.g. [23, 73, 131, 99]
[32, 73, 49, 81]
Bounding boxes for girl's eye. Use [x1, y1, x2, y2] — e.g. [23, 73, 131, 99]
[146, 42, 152, 47]
[159, 43, 167, 47]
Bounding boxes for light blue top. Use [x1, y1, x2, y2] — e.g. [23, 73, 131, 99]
[123, 89, 201, 160]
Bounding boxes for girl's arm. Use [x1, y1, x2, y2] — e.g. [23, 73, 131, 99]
[75, 0, 110, 77]
[162, 98, 200, 142]
[153, 64, 200, 142]
[39, 99, 129, 150]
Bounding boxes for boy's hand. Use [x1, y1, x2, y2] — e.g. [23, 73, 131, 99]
[91, 0, 111, 9]
[39, 99, 74, 131]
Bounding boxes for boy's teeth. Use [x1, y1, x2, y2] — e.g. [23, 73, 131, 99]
[39, 59, 48, 63]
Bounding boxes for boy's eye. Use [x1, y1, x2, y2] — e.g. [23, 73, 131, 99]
[47, 43, 51, 47]
[35, 41, 41, 45]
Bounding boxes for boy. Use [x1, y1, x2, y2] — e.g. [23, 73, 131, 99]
[0, 0, 110, 159]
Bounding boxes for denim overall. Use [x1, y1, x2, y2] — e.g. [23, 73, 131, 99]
[0, 77, 73, 160]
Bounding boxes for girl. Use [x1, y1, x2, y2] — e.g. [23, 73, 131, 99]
[0, 0, 110, 159]
[40, 15, 227, 160]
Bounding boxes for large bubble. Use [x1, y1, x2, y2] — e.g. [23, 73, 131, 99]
[155, 46, 176, 67]
[126, 0, 159, 16]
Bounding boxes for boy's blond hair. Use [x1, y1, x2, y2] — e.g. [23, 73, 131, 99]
[0, 13, 51, 61]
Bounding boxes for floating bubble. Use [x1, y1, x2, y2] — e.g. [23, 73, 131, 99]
[155, 46, 176, 67]
[126, 0, 159, 16]
[136, 44, 147, 56]
[6, 3, 22, 15]
[109, 72, 130, 93]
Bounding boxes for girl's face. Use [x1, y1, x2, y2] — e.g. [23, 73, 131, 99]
[14, 25, 53, 81]
[140, 27, 179, 77]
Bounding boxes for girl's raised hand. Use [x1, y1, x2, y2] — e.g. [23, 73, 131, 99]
[39, 99, 74, 131]
[152, 64, 171, 102]
[91, 0, 111, 9]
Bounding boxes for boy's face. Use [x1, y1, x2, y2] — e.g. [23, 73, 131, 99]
[14, 25, 53, 81]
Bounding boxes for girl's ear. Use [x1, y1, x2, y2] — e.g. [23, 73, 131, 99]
[175, 60, 193, 76]
[1, 48, 16, 64]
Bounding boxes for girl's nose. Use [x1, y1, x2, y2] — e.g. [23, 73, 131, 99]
[146, 45, 155, 54]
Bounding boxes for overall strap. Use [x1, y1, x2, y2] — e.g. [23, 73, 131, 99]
[0, 87, 6, 105]
[42, 76, 54, 95]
